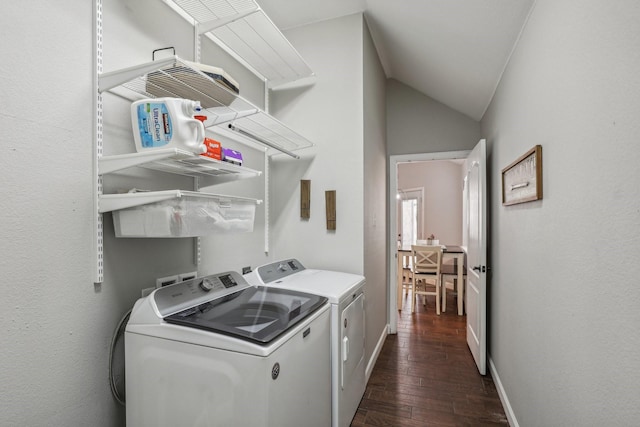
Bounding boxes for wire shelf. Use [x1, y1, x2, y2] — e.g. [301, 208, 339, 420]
[99, 189, 261, 213]
[99, 56, 314, 153]
[171, 0, 314, 88]
[99, 148, 261, 180]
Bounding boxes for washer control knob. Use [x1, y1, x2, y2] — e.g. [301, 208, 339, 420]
[277, 263, 288, 272]
[199, 278, 215, 292]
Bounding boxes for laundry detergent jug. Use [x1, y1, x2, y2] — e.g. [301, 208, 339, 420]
[131, 98, 206, 154]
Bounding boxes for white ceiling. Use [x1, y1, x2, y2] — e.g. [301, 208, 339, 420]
[257, 0, 535, 121]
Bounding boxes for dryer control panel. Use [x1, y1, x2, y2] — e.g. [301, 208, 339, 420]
[256, 258, 305, 283]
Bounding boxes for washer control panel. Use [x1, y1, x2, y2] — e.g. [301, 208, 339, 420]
[153, 270, 248, 317]
[256, 258, 305, 283]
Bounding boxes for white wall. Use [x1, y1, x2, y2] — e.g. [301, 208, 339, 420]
[0, 0, 277, 425]
[1, 1, 121, 425]
[269, 13, 389, 374]
[398, 161, 464, 245]
[362, 16, 389, 371]
[482, 1, 640, 425]
[387, 79, 481, 155]
[269, 14, 365, 274]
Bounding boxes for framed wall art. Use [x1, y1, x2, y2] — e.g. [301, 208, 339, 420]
[501, 145, 542, 206]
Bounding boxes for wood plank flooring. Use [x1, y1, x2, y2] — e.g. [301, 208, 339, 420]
[351, 291, 508, 426]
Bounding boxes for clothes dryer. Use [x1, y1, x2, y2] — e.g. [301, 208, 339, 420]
[125, 270, 331, 427]
[245, 259, 366, 427]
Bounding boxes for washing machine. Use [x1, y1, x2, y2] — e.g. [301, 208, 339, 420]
[245, 259, 366, 427]
[125, 270, 331, 427]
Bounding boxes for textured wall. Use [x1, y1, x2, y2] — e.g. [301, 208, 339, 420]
[363, 15, 389, 372]
[0, 1, 123, 425]
[482, 0, 640, 425]
[270, 13, 390, 376]
[269, 14, 365, 274]
[398, 161, 464, 246]
[387, 79, 480, 156]
[1, 0, 279, 425]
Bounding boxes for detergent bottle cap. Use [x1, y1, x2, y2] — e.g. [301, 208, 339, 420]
[182, 99, 202, 115]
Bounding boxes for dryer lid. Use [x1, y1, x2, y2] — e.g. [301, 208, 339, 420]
[245, 259, 365, 304]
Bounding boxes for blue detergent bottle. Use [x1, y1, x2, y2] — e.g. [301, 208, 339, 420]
[131, 98, 206, 154]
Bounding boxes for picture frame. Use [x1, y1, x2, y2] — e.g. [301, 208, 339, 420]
[501, 145, 543, 206]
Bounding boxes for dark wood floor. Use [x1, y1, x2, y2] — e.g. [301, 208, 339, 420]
[351, 291, 508, 427]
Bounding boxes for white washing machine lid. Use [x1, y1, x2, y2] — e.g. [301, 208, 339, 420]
[245, 259, 365, 304]
[128, 271, 327, 348]
[164, 285, 326, 345]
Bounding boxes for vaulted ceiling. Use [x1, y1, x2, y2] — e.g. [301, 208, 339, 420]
[258, 0, 535, 121]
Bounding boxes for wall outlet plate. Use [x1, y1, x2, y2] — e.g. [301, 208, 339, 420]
[141, 287, 155, 297]
[156, 275, 179, 289]
[179, 271, 198, 282]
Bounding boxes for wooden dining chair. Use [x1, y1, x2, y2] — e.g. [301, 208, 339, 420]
[441, 259, 467, 313]
[411, 245, 443, 314]
[401, 255, 413, 297]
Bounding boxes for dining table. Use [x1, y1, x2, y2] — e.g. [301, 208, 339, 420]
[397, 244, 466, 315]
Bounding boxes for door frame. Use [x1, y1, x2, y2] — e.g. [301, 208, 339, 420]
[388, 150, 470, 334]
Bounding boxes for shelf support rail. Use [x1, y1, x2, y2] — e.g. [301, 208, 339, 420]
[263, 78, 269, 254]
[228, 124, 300, 159]
[93, 0, 104, 283]
[196, 8, 260, 35]
[194, 15, 202, 269]
[98, 57, 177, 93]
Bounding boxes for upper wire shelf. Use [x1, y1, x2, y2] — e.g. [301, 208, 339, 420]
[99, 55, 314, 155]
[170, 0, 314, 89]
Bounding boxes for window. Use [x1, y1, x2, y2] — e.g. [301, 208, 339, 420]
[401, 198, 418, 247]
[397, 188, 424, 248]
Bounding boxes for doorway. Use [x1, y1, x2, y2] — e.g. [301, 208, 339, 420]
[388, 150, 470, 334]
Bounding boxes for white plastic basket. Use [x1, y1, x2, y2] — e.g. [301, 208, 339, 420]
[112, 193, 257, 238]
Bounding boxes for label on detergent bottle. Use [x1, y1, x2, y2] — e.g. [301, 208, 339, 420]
[136, 102, 173, 148]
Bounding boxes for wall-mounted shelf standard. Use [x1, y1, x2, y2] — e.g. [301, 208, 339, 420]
[99, 55, 314, 155]
[170, 0, 315, 89]
[99, 148, 261, 181]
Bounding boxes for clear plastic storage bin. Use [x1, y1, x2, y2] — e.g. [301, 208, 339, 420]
[112, 192, 257, 238]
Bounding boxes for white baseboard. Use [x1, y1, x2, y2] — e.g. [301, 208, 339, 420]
[488, 355, 518, 427]
[365, 324, 388, 381]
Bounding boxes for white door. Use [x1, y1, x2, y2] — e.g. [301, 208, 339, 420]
[464, 139, 487, 375]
